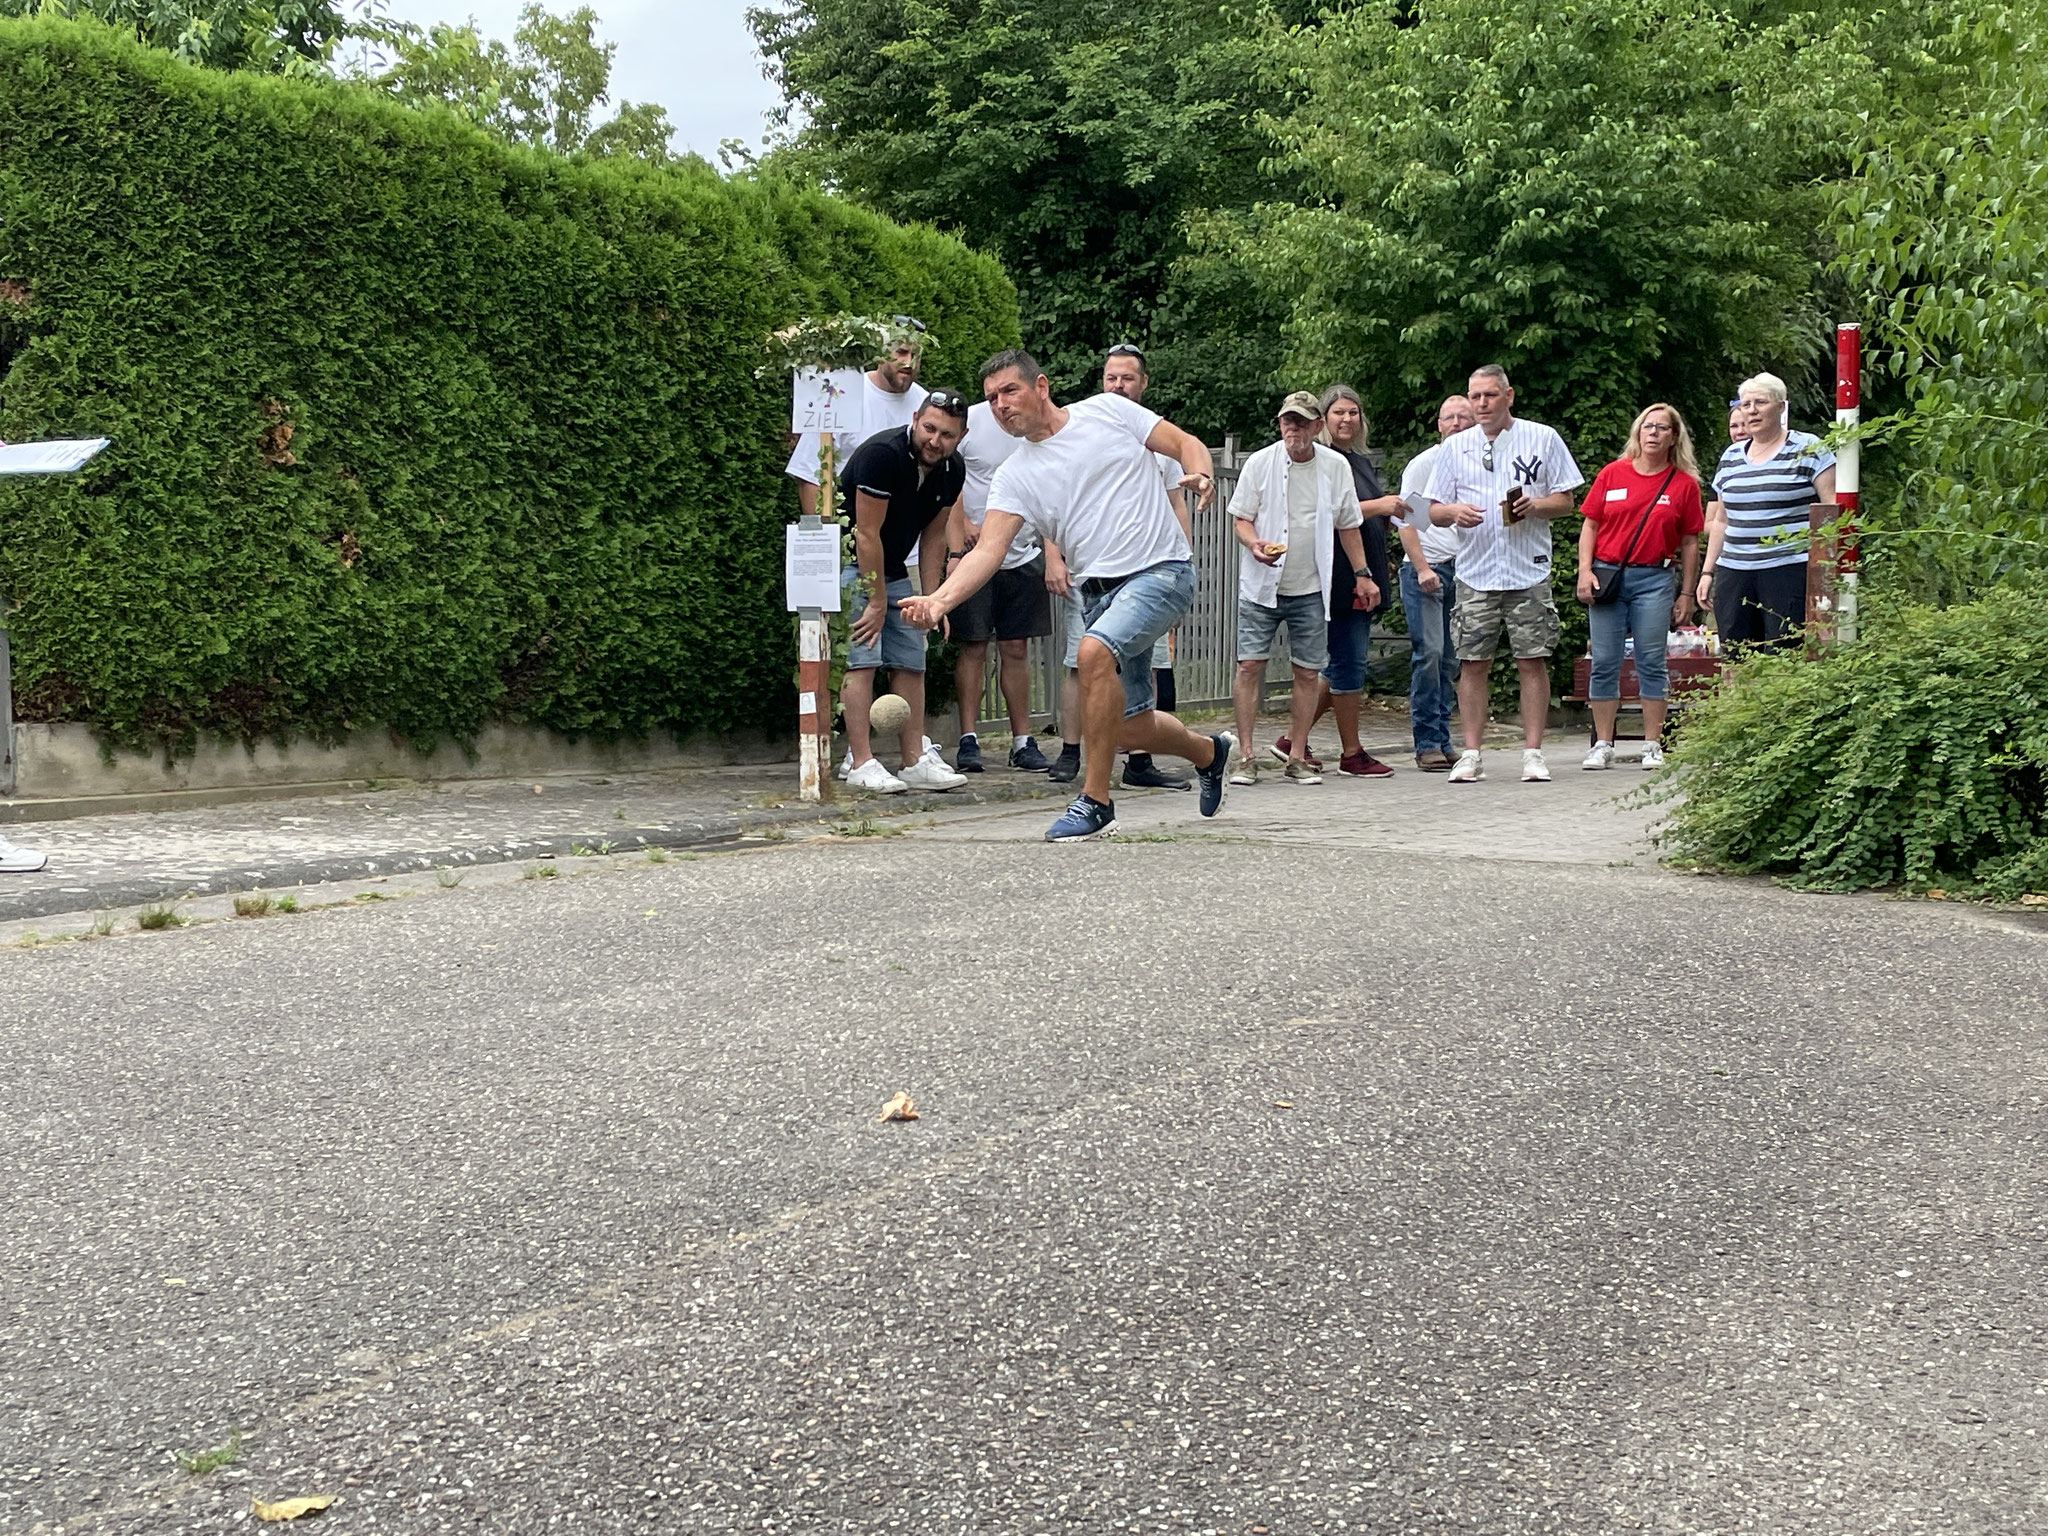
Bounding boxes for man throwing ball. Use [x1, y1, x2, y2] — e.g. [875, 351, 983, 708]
[901, 350, 1233, 842]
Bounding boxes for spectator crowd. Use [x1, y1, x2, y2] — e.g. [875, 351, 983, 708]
[799, 330, 1837, 840]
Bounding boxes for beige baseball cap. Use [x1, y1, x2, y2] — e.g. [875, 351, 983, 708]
[1277, 390, 1323, 421]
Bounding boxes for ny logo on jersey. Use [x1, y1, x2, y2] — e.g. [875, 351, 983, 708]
[1512, 454, 1543, 484]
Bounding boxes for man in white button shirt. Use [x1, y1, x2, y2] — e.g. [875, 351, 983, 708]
[1426, 364, 1584, 783]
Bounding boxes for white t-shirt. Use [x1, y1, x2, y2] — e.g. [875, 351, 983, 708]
[987, 394, 1192, 581]
[1423, 418, 1584, 591]
[785, 376, 930, 486]
[1400, 443, 1461, 567]
[1278, 461, 1329, 596]
[958, 401, 1039, 571]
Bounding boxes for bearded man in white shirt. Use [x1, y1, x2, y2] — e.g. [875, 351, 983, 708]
[1426, 364, 1584, 784]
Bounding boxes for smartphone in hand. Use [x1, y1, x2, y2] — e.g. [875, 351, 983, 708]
[1501, 485, 1527, 525]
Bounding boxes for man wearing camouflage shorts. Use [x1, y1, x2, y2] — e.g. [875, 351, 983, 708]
[1426, 364, 1584, 783]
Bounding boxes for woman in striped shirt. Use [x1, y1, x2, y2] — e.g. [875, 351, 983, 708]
[1696, 372, 1836, 652]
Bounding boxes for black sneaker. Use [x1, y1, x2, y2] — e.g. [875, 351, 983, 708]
[1047, 743, 1081, 783]
[1122, 752, 1191, 790]
[955, 733, 984, 773]
[1197, 731, 1235, 818]
[1009, 736, 1051, 772]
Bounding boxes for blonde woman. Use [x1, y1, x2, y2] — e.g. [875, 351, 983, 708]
[1574, 403, 1705, 770]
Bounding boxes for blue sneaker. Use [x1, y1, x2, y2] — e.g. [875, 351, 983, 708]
[1045, 794, 1118, 843]
[1196, 732, 1234, 818]
[954, 733, 984, 773]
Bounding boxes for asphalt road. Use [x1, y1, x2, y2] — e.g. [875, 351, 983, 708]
[3, 817, 2045, 1533]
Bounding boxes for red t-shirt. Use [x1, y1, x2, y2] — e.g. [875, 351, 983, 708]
[1580, 459, 1706, 564]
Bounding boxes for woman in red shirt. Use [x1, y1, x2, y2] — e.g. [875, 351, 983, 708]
[1574, 404, 1705, 769]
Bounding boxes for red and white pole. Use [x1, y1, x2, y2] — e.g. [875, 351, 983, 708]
[1834, 322, 1861, 644]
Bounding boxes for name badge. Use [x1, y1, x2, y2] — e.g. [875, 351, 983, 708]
[1605, 488, 1628, 501]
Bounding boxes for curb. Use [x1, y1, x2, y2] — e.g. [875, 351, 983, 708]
[0, 778, 1072, 925]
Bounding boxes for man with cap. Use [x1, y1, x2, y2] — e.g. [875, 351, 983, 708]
[1227, 391, 1378, 785]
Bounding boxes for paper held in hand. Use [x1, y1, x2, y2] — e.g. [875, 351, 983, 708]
[785, 524, 842, 611]
[0, 438, 110, 475]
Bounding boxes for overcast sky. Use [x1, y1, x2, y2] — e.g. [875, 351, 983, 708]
[372, 0, 789, 161]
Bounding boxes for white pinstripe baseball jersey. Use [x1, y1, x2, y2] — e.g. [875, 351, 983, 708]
[1424, 418, 1584, 591]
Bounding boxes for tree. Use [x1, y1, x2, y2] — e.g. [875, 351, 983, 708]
[0, 0, 349, 72]
[1225, 0, 1911, 461]
[369, 3, 676, 161]
[748, 0, 1294, 437]
[1836, 0, 2048, 605]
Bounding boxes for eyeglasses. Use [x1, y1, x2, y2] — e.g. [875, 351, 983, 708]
[1482, 439, 1494, 472]
[891, 314, 928, 334]
[1105, 342, 1146, 363]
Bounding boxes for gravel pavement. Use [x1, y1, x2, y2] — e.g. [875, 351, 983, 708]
[3, 734, 2045, 1535]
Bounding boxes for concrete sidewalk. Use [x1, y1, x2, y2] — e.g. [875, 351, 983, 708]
[0, 757, 1072, 925]
[0, 706, 1662, 925]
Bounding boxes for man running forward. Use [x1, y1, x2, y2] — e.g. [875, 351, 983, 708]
[901, 350, 1234, 842]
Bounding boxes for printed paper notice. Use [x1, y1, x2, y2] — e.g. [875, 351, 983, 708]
[0, 438, 110, 475]
[791, 369, 865, 435]
[786, 525, 842, 612]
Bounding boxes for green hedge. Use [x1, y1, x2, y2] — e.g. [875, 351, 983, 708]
[0, 17, 1017, 750]
[1653, 580, 2048, 898]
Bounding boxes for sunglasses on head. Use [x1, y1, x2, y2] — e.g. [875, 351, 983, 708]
[891, 314, 928, 334]
[924, 388, 968, 411]
[1105, 342, 1145, 363]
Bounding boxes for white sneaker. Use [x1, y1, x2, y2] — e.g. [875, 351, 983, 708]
[1582, 741, 1615, 771]
[1447, 749, 1484, 783]
[1522, 748, 1551, 782]
[899, 756, 967, 792]
[0, 835, 48, 873]
[1228, 756, 1260, 786]
[837, 749, 853, 780]
[1641, 742, 1666, 770]
[846, 758, 908, 794]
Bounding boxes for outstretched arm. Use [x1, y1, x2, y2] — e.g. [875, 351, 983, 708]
[902, 510, 1024, 630]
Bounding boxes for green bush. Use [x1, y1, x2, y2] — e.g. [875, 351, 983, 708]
[0, 16, 1017, 751]
[1653, 581, 2048, 897]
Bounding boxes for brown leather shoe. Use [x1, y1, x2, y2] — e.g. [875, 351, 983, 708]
[1416, 748, 1454, 771]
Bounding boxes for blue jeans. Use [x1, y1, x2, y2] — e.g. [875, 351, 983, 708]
[1588, 564, 1677, 700]
[1081, 560, 1198, 718]
[1401, 560, 1457, 752]
[1323, 603, 1371, 695]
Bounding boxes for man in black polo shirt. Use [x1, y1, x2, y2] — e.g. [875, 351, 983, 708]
[840, 391, 974, 794]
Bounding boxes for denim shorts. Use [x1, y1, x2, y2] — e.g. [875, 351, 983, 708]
[842, 570, 927, 672]
[1079, 560, 1198, 718]
[1067, 586, 1172, 671]
[1237, 592, 1330, 672]
[1323, 603, 1371, 694]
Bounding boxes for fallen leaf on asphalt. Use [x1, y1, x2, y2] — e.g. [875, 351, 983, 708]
[251, 1495, 335, 1521]
[1272, 1100, 1294, 1110]
[2020, 894, 2047, 906]
[1927, 889, 1948, 900]
[877, 1092, 919, 1122]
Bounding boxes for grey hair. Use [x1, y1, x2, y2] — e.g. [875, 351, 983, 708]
[1469, 363, 1511, 391]
[1738, 371, 1788, 405]
[1317, 383, 1366, 448]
